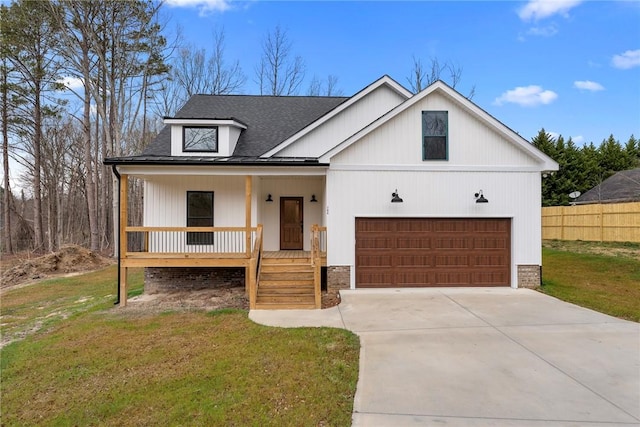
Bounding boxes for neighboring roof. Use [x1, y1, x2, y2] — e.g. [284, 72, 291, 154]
[575, 168, 640, 204]
[142, 95, 348, 157]
[318, 80, 559, 172]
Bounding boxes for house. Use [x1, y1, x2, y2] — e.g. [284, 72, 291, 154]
[105, 76, 559, 309]
[575, 168, 640, 204]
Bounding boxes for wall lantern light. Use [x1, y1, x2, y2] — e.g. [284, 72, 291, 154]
[391, 189, 403, 203]
[475, 190, 488, 203]
[310, 194, 318, 202]
[265, 194, 273, 202]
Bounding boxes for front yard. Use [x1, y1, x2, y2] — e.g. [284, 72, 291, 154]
[2, 240, 637, 425]
[0, 267, 359, 426]
[541, 240, 640, 322]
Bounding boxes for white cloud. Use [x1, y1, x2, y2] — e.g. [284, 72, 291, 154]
[573, 135, 584, 144]
[548, 131, 560, 141]
[57, 76, 84, 91]
[518, 0, 582, 21]
[494, 85, 558, 107]
[527, 24, 558, 37]
[573, 80, 604, 91]
[165, 0, 232, 15]
[611, 49, 640, 69]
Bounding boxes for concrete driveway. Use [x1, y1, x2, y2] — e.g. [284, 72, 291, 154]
[250, 288, 640, 426]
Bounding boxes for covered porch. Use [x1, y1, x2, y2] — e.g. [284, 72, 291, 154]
[116, 173, 327, 309]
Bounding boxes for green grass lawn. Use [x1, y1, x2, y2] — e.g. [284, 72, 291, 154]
[1, 267, 360, 426]
[541, 241, 640, 322]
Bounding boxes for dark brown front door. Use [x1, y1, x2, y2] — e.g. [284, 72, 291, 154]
[280, 197, 304, 250]
[355, 218, 511, 288]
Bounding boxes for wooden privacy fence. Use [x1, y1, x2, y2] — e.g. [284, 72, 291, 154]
[542, 202, 640, 243]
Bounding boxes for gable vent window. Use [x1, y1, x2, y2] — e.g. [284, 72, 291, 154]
[187, 191, 214, 245]
[183, 126, 218, 152]
[422, 111, 448, 160]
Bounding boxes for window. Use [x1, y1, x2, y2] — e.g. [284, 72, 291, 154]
[422, 111, 448, 160]
[183, 126, 218, 152]
[187, 191, 214, 245]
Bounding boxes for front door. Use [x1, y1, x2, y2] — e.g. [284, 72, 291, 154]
[280, 197, 304, 250]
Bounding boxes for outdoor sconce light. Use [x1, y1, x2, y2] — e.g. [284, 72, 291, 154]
[265, 194, 273, 202]
[475, 190, 488, 203]
[391, 189, 403, 203]
[310, 194, 318, 202]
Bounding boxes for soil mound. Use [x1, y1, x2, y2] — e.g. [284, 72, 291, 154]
[1, 245, 113, 289]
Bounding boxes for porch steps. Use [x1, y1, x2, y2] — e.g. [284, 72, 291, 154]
[256, 258, 316, 309]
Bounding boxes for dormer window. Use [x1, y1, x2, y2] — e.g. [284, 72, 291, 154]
[166, 118, 246, 157]
[183, 126, 218, 152]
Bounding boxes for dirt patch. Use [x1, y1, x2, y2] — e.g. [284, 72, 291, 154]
[118, 286, 249, 316]
[116, 287, 341, 317]
[1, 245, 113, 290]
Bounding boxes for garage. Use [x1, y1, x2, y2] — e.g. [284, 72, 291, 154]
[355, 218, 511, 287]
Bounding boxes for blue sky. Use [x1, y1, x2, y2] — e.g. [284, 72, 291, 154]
[162, 0, 640, 146]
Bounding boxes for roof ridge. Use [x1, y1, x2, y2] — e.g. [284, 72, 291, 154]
[190, 93, 349, 99]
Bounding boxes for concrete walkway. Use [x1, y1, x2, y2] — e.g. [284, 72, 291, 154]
[249, 288, 640, 426]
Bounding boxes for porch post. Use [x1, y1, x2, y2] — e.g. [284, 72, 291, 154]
[245, 175, 252, 257]
[119, 173, 129, 306]
[245, 175, 252, 297]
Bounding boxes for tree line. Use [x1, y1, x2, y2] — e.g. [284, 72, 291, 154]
[1, 0, 472, 256]
[532, 130, 639, 206]
[0, 0, 510, 256]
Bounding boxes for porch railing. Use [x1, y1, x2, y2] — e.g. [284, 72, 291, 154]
[125, 226, 259, 256]
[249, 225, 263, 309]
[310, 225, 327, 309]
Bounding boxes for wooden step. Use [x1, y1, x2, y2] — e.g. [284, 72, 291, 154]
[260, 272, 313, 282]
[258, 282, 313, 292]
[256, 256, 318, 309]
[256, 294, 315, 303]
[260, 264, 312, 273]
[261, 257, 311, 265]
[254, 302, 317, 310]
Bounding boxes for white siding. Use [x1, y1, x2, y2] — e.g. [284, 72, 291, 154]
[326, 169, 542, 288]
[143, 175, 324, 252]
[258, 176, 325, 251]
[275, 85, 406, 157]
[331, 91, 537, 168]
[144, 175, 247, 227]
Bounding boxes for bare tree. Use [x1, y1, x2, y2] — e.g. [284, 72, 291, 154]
[307, 74, 343, 96]
[255, 25, 305, 96]
[209, 28, 246, 95]
[51, 0, 168, 253]
[2, 0, 63, 253]
[157, 28, 244, 117]
[407, 55, 475, 99]
[1, 40, 14, 254]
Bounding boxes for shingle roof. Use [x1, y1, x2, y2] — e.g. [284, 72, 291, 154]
[142, 95, 348, 157]
[576, 167, 640, 204]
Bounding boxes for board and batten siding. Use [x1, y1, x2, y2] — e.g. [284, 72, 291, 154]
[258, 176, 325, 251]
[274, 85, 406, 158]
[144, 175, 254, 227]
[326, 169, 542, 288]
[331, 91, 536, 167]
[324, 89, 546, 288]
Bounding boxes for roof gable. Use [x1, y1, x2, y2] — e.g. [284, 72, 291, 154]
[319, 80, 559, 172]
[262, 75, 412, 157]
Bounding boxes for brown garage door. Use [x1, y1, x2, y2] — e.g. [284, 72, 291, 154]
[355, 218, 511, 287]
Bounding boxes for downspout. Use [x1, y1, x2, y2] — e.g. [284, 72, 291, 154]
[111, 164, 121, 305]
